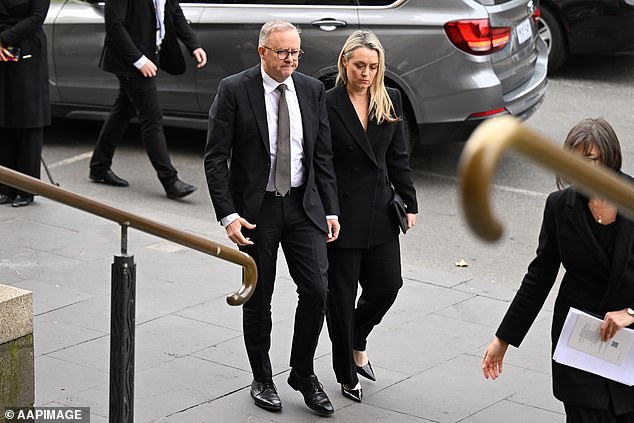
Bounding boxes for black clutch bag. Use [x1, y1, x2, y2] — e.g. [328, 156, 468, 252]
[390, 186, 407, 234]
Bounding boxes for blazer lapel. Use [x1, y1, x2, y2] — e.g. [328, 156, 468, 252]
[293, 75, 312, 155]
[244, 66, 270, 155]
[599, 210, 634, 310]
[566, 190, 610, 267]
[332, 85, 377, 166]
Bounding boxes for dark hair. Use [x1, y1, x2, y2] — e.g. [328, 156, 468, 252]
[556, 117, 622, 189]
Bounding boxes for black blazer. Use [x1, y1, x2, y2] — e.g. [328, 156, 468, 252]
[496, 183, 634, 414]
[326, 84, 417, 248]
[0, 0, 50, 128]
[204, 65, 339, 233]
[99, 0, 200, 77]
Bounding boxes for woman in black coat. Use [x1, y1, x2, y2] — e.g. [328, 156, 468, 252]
[0, 0, 50, 207]
[482, 118, 634, 423]
[325, 30, 418, 402]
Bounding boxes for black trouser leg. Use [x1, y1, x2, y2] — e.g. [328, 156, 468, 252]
[0, 127, 42, 198]
[353, 237, 403, 352]
[14, 127, 43, 198]
[326, 247, 361, 386]
[0, 127, 18, 197]
[90, 85, 135, 172]
[240, 195, 282, 382]
[564, 403, 634, 423]
[120, 76, 177, 183]
[281, 193, 328, 377]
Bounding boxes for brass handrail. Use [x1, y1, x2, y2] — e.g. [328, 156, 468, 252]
[458, 116, 634, 242]
[0, 165, 256, 305]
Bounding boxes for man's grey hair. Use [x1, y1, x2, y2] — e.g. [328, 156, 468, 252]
[258, 20, 299, 46]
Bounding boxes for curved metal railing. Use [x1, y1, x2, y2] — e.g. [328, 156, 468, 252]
[0, 165, 256, 305]
[458, 116, 634, 242]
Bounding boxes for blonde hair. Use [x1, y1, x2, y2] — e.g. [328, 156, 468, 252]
[336, 30, 399, 125]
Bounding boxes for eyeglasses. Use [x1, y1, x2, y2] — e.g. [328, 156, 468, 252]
[263, 46, 303, 60]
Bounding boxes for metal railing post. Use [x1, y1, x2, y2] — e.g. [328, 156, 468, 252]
[109, 223, 136, 423]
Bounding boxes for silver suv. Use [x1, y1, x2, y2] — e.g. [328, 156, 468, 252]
[45, 0, 547, 149]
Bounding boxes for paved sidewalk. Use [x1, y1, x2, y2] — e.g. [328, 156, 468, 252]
[1, 197, 565, 422]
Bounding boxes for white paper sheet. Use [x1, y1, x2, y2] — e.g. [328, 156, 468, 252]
[553, 307, 634, 386]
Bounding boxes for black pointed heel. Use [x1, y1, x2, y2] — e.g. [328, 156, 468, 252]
[341, 384, 362, 402]
[356, 361, 376, 382]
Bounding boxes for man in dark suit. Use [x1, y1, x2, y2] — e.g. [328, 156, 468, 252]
[89, 0, 206, 199]
[204, 20, 340, 416]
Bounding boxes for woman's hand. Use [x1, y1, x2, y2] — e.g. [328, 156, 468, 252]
[601, 309, 634, 341]
[482, 336, 509, 380]
[406, 213, 416, 231]
[0, 45, 11, 62]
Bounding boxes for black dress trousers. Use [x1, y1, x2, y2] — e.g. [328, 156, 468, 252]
[239, 188, 329, 382]
[90, 75, 178, 183]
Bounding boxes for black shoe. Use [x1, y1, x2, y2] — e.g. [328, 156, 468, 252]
[250, 379, 282, 412]
[163, 179, 196, 199]
[356, 361, 376, 382]
[341, 383, 363, 403]
[0, 194, 13, 204]
[287, 369, 334, 416]
[89, 169, 129, 187]
[12, 195, 33, 207]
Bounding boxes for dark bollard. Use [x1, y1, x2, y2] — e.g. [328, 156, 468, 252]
[109, 253, 136, 423]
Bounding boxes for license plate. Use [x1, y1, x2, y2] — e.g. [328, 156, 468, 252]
[516, 18, 532, 44]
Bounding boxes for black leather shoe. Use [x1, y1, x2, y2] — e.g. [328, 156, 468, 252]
[89, 169, 129, 187]
[341, 383, 363, 403]
[12, 195, 33, 207]
[250, 379, 282, 412]
[356, 361, 376, 382]
[287, 369, 334, 415]
[163, 179, 197, 199]
[0, 194, 13, 204]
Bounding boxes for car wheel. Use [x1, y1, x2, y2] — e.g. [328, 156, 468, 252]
[538, 6, 567, 72]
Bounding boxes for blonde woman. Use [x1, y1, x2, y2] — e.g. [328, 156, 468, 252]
[325, 30, 417, 402]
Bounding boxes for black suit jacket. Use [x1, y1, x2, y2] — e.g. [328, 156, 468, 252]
[326, 84, 417, 248]
[204, 65, 339, 233]
[99, 0, 200, 76]
[496, 182, 634, 413]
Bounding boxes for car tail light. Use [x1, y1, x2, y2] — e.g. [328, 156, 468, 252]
[468, 107, 507, 118]
[532, 8, 540, 22]
[444, 19, 511, 55]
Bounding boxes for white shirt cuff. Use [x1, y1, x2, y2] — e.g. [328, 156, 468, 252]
[326, 215, 338, 220]
[220, 213, 240, 228]
[133, 55, 149, 70]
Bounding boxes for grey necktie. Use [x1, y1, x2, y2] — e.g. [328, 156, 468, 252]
[275, 84, 291, 196]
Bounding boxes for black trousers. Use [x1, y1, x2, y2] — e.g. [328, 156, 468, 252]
[0, 127, 43, 198]
[239, 188, 329, 382]
[565, 403, 634, 423]
[326, 237, 403, 386]
[90, 75, 177, 183]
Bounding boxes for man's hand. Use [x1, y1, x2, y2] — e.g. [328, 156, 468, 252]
[601, 309, 634, 341]
[139, 60, 158, 78]
[225, 218, 256, 246]
[192, 48, 207, 68]
[0, 45, 12, 62]
[326, 218, 340, 243]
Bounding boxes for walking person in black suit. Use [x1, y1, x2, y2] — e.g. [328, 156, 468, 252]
[0, 0, 49, 207]
[89, 0, 207, 199]
[325, 30, 418, 402]
[482, 118, 634, 423]
[204, 20, 340, 415]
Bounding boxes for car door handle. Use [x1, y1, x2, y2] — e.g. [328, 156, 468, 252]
[311, 19, 347, 31]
